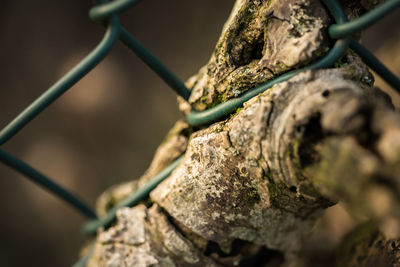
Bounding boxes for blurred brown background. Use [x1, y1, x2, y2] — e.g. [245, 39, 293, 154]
[0, 1, 398, 266]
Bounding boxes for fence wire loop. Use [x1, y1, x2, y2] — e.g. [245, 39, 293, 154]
[0, 0, 399, 266]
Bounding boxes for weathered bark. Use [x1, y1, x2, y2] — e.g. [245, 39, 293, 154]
[336, 223, 400, 267]
[84, 0, 400, 266]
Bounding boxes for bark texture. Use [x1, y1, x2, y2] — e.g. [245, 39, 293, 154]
[84, 0, 400, 266]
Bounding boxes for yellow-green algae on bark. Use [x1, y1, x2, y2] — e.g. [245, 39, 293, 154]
[186, 0, 331, 111]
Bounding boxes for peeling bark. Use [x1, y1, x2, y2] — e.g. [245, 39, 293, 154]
[84, 0, 400, 266]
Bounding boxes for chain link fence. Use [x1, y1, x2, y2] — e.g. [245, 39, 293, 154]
[0, 0, 399, 266]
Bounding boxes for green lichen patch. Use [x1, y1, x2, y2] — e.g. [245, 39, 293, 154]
[187, 0, 331, 111]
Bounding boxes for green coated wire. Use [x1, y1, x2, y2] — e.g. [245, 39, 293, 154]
[322, 0, 348, 24]
[92, 0, 191, 100]
[81, 0, 350, 231]
[82, 0, 350, 233]
[73, 154, 182, 265]
[0, 15, 120, 221]
[0, 16, 120, 146]
[83, 155, 183, 234]
[0, 149, 97, 219]
[187, 0, 348, 127]
[349, 38, 400, 92]
[186, 39, 350, 126]
[71, 0, 400, 265]
[119, 27, 191, 100]
[329, 0, 400, 39]
[0, 0, 395, 263]
[90, 0, 141, 21]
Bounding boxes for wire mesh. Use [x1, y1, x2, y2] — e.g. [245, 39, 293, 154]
[0, 0, 399, 265]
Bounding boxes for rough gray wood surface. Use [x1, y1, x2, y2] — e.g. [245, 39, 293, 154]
[84, 0, 400, 266]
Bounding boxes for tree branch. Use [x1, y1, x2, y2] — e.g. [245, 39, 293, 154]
[84, 1, 400, 266]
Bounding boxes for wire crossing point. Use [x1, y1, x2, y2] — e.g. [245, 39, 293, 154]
[0, 0, 398, 266]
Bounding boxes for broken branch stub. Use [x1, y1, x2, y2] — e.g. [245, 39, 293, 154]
[86, 0, 400, 266]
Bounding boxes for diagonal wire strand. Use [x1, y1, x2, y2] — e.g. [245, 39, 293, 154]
[0, 0, 398, 264]
[90, 0, 142, 21]
[329, 0, 400, 39]
[0, 149, 97, 219]
[349, 38, 400, 92]
[70, 0, 400, 265]
[119, 27, 191, 100]
[83, 155, 183, 235]
[0, 16, 120, 145]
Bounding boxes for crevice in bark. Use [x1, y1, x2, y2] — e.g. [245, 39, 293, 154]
[239, 246, 284, 267]
[232, 31, 265, 67]
[354, 107, 380, 156]
[204, 239, 284, 267]
[84, 1, 400, 266]
[296, 112, 324, 169]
